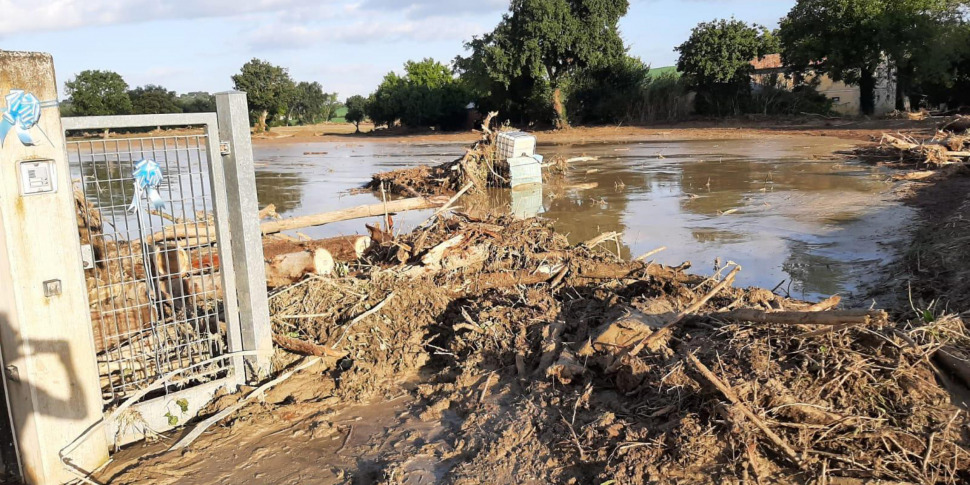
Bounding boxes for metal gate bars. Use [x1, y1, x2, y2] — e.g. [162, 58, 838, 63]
[62, 94, 271, 444]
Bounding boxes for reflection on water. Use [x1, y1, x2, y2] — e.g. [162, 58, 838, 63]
[253, 137, 911, 301]
[68, 136, 217, 242]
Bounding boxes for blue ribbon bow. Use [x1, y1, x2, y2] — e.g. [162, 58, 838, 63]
[128, 159, 166, 213]
[0, 90, 43, 148]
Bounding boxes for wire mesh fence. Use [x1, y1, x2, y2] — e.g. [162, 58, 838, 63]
[69, 135, 230, 407]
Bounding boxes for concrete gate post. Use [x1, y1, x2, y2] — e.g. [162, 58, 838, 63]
[0, 51, 110, 484]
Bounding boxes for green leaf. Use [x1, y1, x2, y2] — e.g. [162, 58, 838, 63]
[165, 412, 178, 427]
[176, 398, 189, 413]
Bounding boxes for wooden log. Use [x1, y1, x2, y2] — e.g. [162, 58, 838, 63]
[805, 295, 841, 312]
[468, 266, 560, 292]
[263, 235, 372, 263]
[575, 261, 692, 281]
[183, 273, 224, 300]
[142, 196, 447, 244]
[619, 265, 741, 362]
[153, 243, 222, 276]
[265, 249, 334, 288]
[402, 244, 489, 277]
[421, 235, 465, 266]
[272, 334, 346, 358]
[711, 308, 888, 326]
[582, 231, 620, 249]
[260, 196, 449, 235]
[258, 203, 278, 220]
[140, 222, 214, 245]
[579, 307, 668, 358]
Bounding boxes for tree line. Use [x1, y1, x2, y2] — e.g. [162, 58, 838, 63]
[63, 0, 970, 129]
[337, 0, 970, 127]
[61, 63, 344, 131]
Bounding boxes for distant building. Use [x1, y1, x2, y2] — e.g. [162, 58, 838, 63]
[749, 54, 896, 116]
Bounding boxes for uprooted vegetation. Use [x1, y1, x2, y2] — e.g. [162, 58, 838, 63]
[262, 214, 970, 484]
[99, 119, 970, 485]
[856, 116, 970, 169]
[366, 112, 512, 197]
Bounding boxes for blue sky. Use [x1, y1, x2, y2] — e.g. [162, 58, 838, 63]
[0, 0, 796, 99]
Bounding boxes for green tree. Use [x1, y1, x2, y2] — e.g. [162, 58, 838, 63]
[882, 0, 969, 109]
[779, 0, 967, 115]
[129, 84, 182, 114]
[367, 59, 470, 130]
[914, 22, 970, 108]
[64, 70, 133, 116]
[367, 72, 406, 128]
[177, 92, 216, 113]
[231, 59, 295, 131]
[345, 95, 369, 133]
[321, 92, 343, 122]
[676, 19, 776, 115]
[566, 55, 650, 123]
[457, 0, 629, 128]
[290, 81, 328, 125]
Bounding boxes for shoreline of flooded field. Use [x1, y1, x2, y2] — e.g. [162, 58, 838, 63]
[253, 136, 911, 302]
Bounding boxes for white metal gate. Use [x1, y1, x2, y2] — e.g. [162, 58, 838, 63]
[62, 105, 269, 443]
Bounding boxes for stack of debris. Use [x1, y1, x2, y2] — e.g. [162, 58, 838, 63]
[266, 213, 970, 484]
[367, 112, 544, 197]
[859, 116, 970, 168]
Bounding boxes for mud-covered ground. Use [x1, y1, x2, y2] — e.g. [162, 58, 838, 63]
[253, 117, 941, 145]
[98, 125, 970, 485]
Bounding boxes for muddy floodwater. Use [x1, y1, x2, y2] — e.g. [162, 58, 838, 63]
[254, 136, 912, 301]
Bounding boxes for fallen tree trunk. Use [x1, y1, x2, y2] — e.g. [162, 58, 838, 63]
[154, 235, 371, 290]
[144, 196, 449, 244]
[272, 333, 346, 358]
[265, 249, 335, 288]
[263, 235, 371, 262]
[711, 309, 888, 326]
[260, 196, 449, 235]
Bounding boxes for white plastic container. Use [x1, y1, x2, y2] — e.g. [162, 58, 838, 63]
[496, 131, 537, 160]
[508, 155, 543, 188]
[511, 183, 544, 219]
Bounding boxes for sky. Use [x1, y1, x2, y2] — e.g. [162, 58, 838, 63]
[0, 0, 796, 99]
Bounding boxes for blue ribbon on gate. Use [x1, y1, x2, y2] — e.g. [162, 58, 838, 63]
[0, 90, 43, 148]
[128, 159, 167, 213]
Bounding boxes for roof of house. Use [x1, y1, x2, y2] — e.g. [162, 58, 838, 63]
[750, 54, 784, 70]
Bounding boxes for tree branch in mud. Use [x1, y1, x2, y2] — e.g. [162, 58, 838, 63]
[710, 308, 889, 326]
[624, 265, 742, 360]
[687, 353, 804, 467]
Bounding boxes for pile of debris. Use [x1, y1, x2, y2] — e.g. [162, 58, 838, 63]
[266, 213, 970, 484]
[858, 116, 970, 168]
[367, 112, 513, 197]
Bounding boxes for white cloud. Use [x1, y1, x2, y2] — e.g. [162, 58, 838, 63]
[0, 0, 332, 35]
[249, 17, 489, 49]
[358, 0, 509, 18]
[0, 0, 508, 36]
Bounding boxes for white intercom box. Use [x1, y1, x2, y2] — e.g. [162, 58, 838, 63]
[18, 159, 57, 196]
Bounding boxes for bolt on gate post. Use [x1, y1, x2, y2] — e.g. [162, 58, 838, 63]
[215, 91, 273, 379]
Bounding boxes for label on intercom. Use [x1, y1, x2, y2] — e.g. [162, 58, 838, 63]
[18, 159, 57, 195]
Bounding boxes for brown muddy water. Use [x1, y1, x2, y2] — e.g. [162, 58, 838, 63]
[253, 136, 911, 302]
